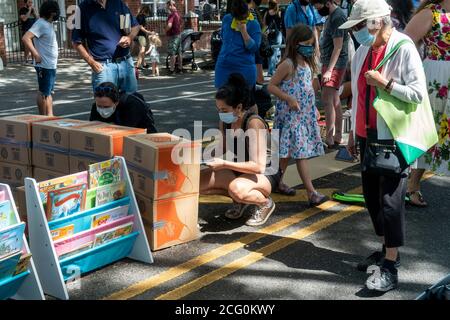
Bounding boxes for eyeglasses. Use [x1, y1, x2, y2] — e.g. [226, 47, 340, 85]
[351, 20, 367, 32]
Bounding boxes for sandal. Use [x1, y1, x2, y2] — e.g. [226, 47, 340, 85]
[406, 191, 428, 207]
[309, 191, 328, 207]
[276, 183, 296, 196]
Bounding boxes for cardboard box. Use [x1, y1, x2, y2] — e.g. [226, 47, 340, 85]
[15, 186, 27, 234]
[32, 119, 103, 173]
[33, 166, 65, 182]
[0, 161, 33, 188]
[124, 133, 201, 200]
[135, 192, 199, 251]
[69, 155, 99, 174]
[69, 124, 146, 173]
[0, 114, 59, 165]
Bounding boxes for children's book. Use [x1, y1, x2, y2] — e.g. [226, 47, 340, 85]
[54, 215, 134, 257]
[46, 183, 87, 221]
[51, 224, 75, 241]
[13, 252, 32, 276]
[0, 222, 25, 260]
[0, 250, 22, 280]
[39, 171, 88, 208]
[0, 190, 5, 202]
[91, 204, 129, 228]
[89, 158, 122, 188]
[0, 200, 17, 230]
[85, 188, 97, 210]
[58, 242, 93, 261]
[93, 222, 134, 247]
[95, 181, 126, 207]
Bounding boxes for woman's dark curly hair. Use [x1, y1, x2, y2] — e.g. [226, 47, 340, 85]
[215, 73, 251, 110]
[94, 82, 120, 103]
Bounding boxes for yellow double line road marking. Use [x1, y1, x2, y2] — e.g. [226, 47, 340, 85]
[156, 204, 365, 300]
[106, 186, 361, 300]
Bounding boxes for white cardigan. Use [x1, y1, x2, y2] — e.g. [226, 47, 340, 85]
[350, 29, 427, 140]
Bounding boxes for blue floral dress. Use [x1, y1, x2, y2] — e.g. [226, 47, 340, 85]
[274, 59, 324, 159]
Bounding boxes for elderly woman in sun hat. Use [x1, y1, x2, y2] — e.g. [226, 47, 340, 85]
[340, 0, 436, 293]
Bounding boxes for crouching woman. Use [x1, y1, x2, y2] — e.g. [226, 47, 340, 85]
[200, 73, 280, 227]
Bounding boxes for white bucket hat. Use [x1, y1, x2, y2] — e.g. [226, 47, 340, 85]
[339, 0, 392, 29]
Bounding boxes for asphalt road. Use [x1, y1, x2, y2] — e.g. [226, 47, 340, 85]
[0, 59, 449, 301]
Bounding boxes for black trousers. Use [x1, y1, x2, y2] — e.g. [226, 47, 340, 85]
[357, 136, 408, 248]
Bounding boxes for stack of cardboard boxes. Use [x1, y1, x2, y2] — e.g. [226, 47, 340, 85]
[0, 114, 59, 190]
[123, 133, 201, 251]
[5, 116, 146, 233]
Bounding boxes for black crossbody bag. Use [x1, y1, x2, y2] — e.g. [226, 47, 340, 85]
[361, 48, 409, 177]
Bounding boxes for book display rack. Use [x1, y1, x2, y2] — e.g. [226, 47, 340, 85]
[25, 156, 153, 300]
[0, 184, 44, 300]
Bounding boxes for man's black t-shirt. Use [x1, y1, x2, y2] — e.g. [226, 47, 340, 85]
[89, 92, 157, 133]
[19, 6, 37, 32]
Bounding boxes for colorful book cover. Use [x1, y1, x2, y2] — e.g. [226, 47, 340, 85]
[89, 158, 122, 188]
[85, 188, 97, 210]
[54, 215, 134, 257]
[0, 200, 17, 230]
[0, 222, 25, 260]
[46, 183, 87, 221]
[51, 224, 75, 241]
[0, 250, 22, 280]
[93, 222, 133, 247]
[39, 171, 88, 207]
[13, 252, 32, 276]
[91, 204, 129, 228]
[95, 181, 126, 207]
[58, 242, 93, 261]
[0, 190, 5, 202]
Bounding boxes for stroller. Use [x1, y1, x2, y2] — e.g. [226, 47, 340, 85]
[166, 29, 203, 71]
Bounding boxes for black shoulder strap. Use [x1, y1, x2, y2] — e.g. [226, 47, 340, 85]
[119, 92, 129, 105]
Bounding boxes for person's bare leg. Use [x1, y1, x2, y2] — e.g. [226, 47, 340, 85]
[296, 159, 315, 197]
[228, 174, 272, 206]
[152, 62, 156, 76]
[200, 168, 236, 195]
[278, 158, 290, 190]
[37, 94, 53, 116]
[136, 46, 145, 68]
[322, 86, 336, 146]
[385, 247, 398, 261]
[408, 168, 425, 192]
[256, 64, 264, 84]
[333, 89, 343, 144]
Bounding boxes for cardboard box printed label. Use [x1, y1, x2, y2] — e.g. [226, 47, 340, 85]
[124, 133, 201, 200]
[0, 115, 59, 165]
[32, 119, 103, 172]
[69, 124, 146, 160]
[136, 193, 199, 251]
[0, 162, 32, 188]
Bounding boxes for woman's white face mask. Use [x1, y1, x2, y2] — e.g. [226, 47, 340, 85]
[96, 103, 117, 118]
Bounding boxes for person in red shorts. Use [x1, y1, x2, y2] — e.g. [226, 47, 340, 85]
[312, 0, 349, 148]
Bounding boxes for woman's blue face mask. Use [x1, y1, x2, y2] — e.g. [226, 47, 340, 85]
[219, 112, 238, 124]
[297, 44, 314, 58]
[353, 27, 376, 47]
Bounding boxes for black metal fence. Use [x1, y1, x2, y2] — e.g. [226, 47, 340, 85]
[4, 16, 78, 64]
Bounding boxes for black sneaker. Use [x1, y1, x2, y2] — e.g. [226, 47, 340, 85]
[357, 251, 401, 272]
[357, 251, 384, 272]
[366, 267, 398, 292]
[168, 69, 175, 75]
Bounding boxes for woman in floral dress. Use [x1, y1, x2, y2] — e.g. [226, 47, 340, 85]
[405, 0, 450, 206]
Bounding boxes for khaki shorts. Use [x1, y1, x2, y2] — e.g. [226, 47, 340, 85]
[167, 35, 181, 55]
[138, 36, 147, 47]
